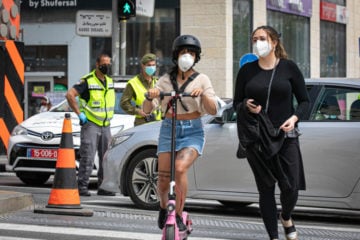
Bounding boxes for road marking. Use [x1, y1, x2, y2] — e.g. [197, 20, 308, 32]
[0, 237, 43, 240]
[0, 223, 228, 240]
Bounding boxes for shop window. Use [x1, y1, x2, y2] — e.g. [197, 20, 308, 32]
[320, 21, 346, 77]
[268, 10, 310, 78]
[319, 1, 346, 77]
[24, 45, 67, 73]
[233, 0, 252, 80]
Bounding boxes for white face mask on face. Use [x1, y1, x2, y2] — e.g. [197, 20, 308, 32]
[178, 53, 195, 72]
[253, 40, 272, 58]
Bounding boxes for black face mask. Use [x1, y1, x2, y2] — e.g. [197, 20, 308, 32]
[99, 64, 111, 75]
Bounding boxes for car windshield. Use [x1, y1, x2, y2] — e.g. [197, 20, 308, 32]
[50, 100, 72, 112]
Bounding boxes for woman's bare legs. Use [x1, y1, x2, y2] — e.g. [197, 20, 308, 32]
[157, 148, 198, 214]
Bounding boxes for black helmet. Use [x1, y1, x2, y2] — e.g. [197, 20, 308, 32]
[172, 34, 201, 64]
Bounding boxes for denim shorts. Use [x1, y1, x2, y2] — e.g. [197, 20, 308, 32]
[157, 117, 205, 156]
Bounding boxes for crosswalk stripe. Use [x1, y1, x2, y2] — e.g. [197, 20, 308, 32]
[0, 237, 43, 240]
[0, 223, 228, 240]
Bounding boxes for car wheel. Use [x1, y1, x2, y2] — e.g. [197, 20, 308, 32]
[126, 148, 160, 210]
[218, 200, 252, 209]
[16, 172, 51, 185]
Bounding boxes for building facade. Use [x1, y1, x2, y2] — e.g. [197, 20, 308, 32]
[20, 0, 360, 117]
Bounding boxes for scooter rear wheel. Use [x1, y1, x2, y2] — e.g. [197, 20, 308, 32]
[165, 224, 175, 240]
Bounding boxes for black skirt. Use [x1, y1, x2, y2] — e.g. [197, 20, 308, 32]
[246, 137, 306, 192]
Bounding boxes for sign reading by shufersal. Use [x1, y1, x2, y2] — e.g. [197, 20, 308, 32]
[76, 10, 112, 37]
[27, 0, 78, 9]
[136, 0, 154, 18]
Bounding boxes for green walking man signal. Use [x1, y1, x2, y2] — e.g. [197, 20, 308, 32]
[118, 0, 136, 20]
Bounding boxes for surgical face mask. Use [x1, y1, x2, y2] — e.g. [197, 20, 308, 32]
[178, 53, 195, 72]
[145, 66, 156, 76]
[99, 64, 111, 75]
[253, 40, 272, 58]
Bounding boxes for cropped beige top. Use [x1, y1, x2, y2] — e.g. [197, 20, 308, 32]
[152, 73, 217, 116]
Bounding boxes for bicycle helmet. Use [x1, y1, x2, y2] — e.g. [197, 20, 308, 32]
[172, 34, 201, 64]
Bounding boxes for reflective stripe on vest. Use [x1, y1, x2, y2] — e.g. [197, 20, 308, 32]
[128, 75, 162, 120]
[79, 70, 115, 126]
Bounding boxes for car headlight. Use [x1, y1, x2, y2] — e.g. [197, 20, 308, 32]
[110, 125, 124, 135]
[109, 132, 134, 148]
[11, 125, 28, 136]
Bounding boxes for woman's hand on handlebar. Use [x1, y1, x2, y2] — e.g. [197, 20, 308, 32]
[190, 88, 203, 97]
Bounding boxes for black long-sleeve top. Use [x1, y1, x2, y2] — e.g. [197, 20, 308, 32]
[233, 59, 310, 128]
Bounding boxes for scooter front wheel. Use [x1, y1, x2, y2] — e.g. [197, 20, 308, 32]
[165, 224, 176, 240]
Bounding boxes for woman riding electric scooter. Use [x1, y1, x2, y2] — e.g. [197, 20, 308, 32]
[143, 34, 218, 235]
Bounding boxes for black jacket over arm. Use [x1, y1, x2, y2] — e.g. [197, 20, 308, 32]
[237, 100, 291, 190]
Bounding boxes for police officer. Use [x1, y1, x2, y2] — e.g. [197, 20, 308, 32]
[66, 53, 116, 196]
[120, 53, 162, 126]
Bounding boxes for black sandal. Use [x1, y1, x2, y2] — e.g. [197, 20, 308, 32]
[280, 214, 298, 240]
[157, 207, 168, 230]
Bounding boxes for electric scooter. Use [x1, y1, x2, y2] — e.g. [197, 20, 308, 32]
[159, 91, 193, 240]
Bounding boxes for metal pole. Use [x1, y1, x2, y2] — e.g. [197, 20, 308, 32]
[111, 0, 120, 76]
[120, 20, 127, 76]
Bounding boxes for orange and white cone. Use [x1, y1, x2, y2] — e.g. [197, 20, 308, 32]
[34, 114, 93, 216]
[46, 113, 81, 209]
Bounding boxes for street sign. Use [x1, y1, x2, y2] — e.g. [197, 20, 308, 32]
[136, 0, 154, 17]
[76, 10, 112, 37]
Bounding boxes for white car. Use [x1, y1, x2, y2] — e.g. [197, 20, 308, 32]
[6, 83, 135, 185]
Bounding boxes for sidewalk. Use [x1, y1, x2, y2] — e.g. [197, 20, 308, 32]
[0, 191, 34, 215]
[0, 155, 34, 214]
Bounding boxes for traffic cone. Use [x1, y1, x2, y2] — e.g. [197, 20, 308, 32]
[34, 113, 93, 216]
[47, 113, 81, 209]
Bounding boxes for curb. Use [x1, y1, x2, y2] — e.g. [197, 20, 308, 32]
[0, 190, 34, 215]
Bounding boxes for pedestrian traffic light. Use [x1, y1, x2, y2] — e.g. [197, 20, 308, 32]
[118, 0, 136, 20]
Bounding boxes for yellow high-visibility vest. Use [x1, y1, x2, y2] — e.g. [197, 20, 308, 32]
[128, 75, 161, 120]
[79, 70, 115, 126]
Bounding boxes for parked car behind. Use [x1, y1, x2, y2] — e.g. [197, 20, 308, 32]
[100, 78, 360, 211]
[6, 81, 135, 185]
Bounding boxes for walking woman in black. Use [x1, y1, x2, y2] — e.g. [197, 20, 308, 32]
[233, 26, 310, 240]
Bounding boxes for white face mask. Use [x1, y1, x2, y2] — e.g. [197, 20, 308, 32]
[178, 53, 195, 72]
[253, 40, 272, 58]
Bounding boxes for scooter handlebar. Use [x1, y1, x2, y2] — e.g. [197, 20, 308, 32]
[144, 91, 193, 99]
[160, 92, 192, 97]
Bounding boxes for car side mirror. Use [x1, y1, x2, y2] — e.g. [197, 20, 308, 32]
[212, 96, 236, 124]
[215, 96, 227, 117]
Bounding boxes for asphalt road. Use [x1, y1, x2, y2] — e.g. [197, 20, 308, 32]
[1, 172, 360, 240]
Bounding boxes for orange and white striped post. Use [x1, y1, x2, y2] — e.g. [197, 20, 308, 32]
[0, 0, 23, 155]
